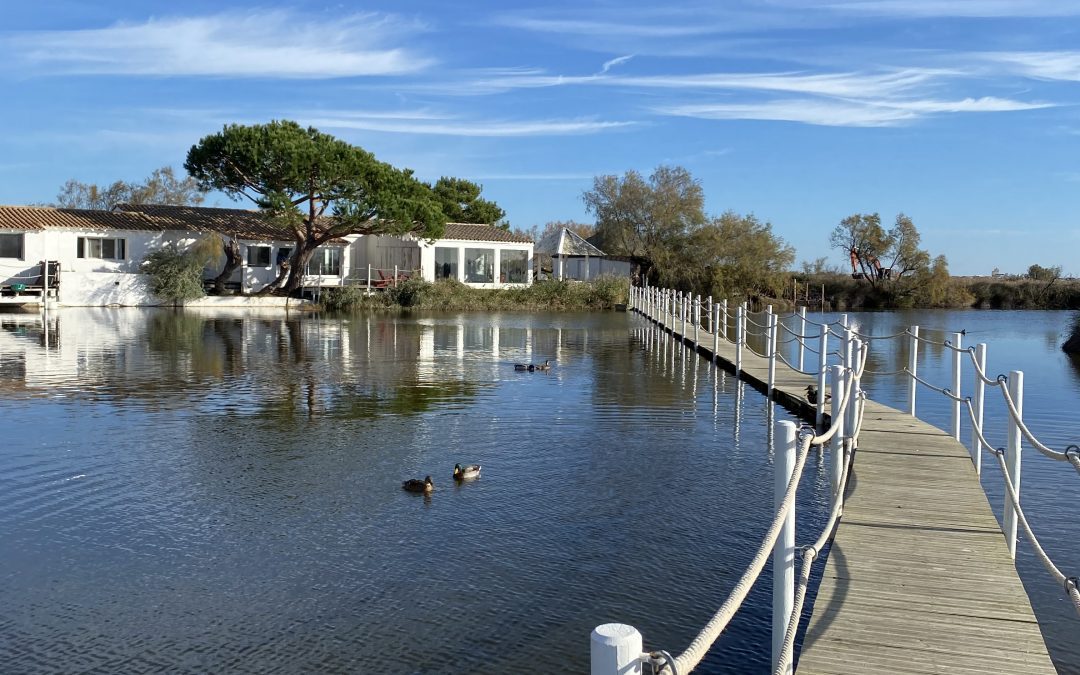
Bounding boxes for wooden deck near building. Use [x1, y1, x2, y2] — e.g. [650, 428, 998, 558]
[651, 312, 1056, 674]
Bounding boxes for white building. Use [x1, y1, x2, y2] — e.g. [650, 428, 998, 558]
[351, 223, 534, 288]
[537, 227, 633, 281]
[1, 203, 533, 306]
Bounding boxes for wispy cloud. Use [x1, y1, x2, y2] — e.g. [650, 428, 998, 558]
[469, 173, 596, 181]
[654, 96, 1050, 127]
[306, 116, 637, 137]
[979, 51, 1080, 81]
[451, 67, 950, 99]
[599, 55, 634, 74]
[2, 11, 433, 78]
[809, 0, 1080, 18]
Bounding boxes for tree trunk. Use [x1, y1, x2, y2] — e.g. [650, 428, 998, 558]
[212, 236, 242, 295]
[282, 245, 317, 295]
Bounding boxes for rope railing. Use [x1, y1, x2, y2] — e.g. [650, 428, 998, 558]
[657, 359, 864, 675]
[776, 352, 818, 376]
[619, 290, 1077, 673]
[992, 447, 1080, 617]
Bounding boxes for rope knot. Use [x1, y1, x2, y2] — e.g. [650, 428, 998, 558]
[993, 447, 1006, 457]
[797, 544, 819, 560]
[1066, 577, 1079, 594]
[997, 373, 1008, 384]
[1065, 445, 1080, 461]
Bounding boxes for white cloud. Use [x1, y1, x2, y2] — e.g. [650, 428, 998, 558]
[654, 95, 1049, 127]
[809, 0, 1080, 18]
[600, 55, 635, 74]
[306, 116, 637, 137]
[3, 11, 433, 78]
[979, 51, 1080, 81]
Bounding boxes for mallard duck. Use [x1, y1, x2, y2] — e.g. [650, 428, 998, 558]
[805, 385, 832, 405]
[402, 476, 435, 493]
[534, 359, 552, 371]
[514, 363, 530, 371]
[453, 463, 481, 480]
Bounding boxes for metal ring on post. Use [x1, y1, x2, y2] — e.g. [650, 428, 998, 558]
[796, 544, 818, 560]
[1065, 445, 1080, 460]
[649, 650, 680, 675]
[997, 374, 1008, 384]
[993, 447, 1006, 457]
[1067, 577, 1079, 594]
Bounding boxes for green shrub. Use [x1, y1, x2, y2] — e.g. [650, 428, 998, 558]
[319, 286, 367, 311]
[141, 245, 206, 303]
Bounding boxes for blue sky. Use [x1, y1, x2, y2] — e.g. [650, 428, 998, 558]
[3, 1, 1080, 275]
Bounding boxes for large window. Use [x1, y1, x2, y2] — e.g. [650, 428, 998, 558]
[77, 237, 126, 260]
[0, 233, 23, 259]
[500, 249, 528, 283]
[435, 247, 458, 280]
[276, 247, 293, 266]
[308, 247, 342, 276]
[247, 245, 271, 267]
[465, 248, 494, 283]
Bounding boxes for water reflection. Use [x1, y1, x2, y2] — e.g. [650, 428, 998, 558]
[1, 308, 821, 674]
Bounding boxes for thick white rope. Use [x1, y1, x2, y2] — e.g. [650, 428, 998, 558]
[659, 347, 867, 675]
[993, 450, 1080, 617]
[778, 323, 815, 341]
[965, 348, 1004, 386]
[994, 378, 1079, 468]
[660, 381, 858, 674]
[774, 378, 869, 675]
[965, 399, 1002, 452]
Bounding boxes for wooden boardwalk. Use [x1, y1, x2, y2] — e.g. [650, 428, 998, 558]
[646, 311, 1056, 674]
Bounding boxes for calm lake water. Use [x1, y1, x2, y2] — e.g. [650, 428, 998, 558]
[0, 308, 1076, 673]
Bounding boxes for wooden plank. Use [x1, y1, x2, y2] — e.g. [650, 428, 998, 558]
[634, 309, 1057, 674]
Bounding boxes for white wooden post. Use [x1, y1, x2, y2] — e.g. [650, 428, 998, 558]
[830, 365, 847, 513]
[1004, 370, 1024, 560]
[720, 299, 728, 340]
[797, 306, 807, 372]
[394, 264, 399, 288]
[367, 263, 372, 292]
[767, 312, 778, 397]
[951, 332, 962, 442]
[816, 325, 828, 429]
[831, 364, 846, 464]
[972, 343, 987, 475]
[908, 325, 919, 416]
[773, 420, 797, 675]
[844, 339, 861, 452]
[694, 295, 701, 347]
[735, 304, 744, 375]
[681, 293, 688, 341]
[712, 303, 720, 365]
[590, 623, 643, 675]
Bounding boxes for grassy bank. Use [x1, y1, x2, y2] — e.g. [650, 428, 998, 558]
[805, 275, 1080, 311]
[319, 277, 629, 312]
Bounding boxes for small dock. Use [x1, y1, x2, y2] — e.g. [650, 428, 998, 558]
[644, 306, 1056, 674]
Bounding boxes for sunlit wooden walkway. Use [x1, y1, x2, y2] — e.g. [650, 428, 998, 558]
[650, 313, 1056, 674]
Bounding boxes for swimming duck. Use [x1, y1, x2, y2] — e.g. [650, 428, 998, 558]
[453, 463, 482, 480]
[534, 359, 552, 371]
[805, 385, 832, 405]
[514, 363, 530, 371]
[402, 476, 435, 493]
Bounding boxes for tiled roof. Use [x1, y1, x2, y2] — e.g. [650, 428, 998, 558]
[441, 223, 533, 244]
[0, 205, 159, 231]
[116, 203, 293, 241]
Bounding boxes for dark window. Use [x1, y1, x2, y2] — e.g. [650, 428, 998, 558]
[435, 247, 458, 280]
[276, 247, 293, 266]
[247, 245, 271, 267]
[0, 233, 23, 259]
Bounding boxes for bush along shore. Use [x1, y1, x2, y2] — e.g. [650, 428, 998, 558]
[801, 275, 1080, 311]
[318, 277, 629, 312]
